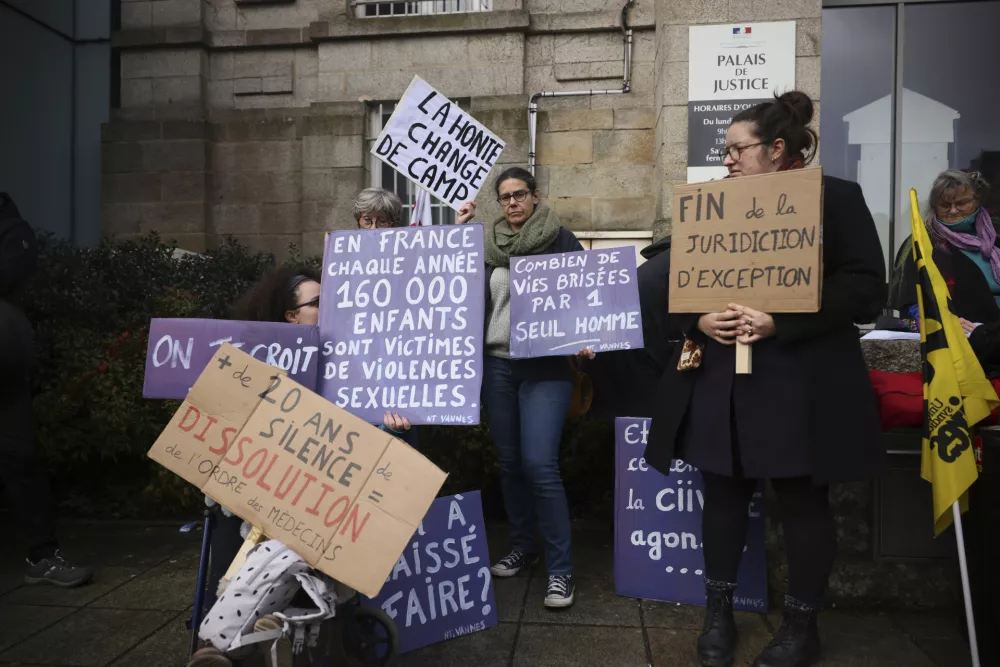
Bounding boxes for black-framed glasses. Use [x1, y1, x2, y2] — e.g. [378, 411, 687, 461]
[714, 142, 764, 162]
[360, 214, 393, 229]
[294, 296, 319, 310]
[498, 189, 531, 205]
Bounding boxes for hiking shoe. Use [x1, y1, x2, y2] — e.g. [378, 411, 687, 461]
[254, 614, 293, 667]
[186, 647, 231, 667]
[490, 550, 537, 578]
[24, 551, 93, 588]
[544, 575, 575, 608]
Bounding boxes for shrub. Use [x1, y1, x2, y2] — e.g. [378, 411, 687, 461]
[23, 233, 615, 521]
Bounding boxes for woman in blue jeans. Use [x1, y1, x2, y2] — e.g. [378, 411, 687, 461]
[459, 167, 593, 609]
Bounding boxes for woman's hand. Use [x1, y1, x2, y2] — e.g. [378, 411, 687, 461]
[575, 347, 596, 360]
[959, 318, 981, 335]
[456, 201, 477, 225]
[729, 303, 776, 344]
[697, 309, 742, 345]
[383, 411, 411, 432]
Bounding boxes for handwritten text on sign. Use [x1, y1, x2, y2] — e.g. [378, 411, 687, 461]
[147, 344, 446, 598]
[371, 76, 505, 211]
[366, 492, 497, 653]
[143, 318, 320, 400]
[318, 225, 485, 425]
[508, 248, 644, 358]
[669, 167, 823, 313]
[614, 417, 768, 610]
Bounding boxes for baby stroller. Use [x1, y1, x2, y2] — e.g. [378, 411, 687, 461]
[188, 508, 400, 667]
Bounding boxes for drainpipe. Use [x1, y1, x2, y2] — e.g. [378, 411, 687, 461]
[528, 0, 634, 175]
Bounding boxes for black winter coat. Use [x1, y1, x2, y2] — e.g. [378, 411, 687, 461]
[643, 176, 888, 484]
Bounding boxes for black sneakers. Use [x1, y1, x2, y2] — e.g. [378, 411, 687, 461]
[490, 550, 537, 578]
[544, 575, 575, 608]
[24, 551, 93, 588]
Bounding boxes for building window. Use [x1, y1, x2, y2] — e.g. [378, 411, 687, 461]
[357, 0, 492, 18]
[367, 101, 468, 226]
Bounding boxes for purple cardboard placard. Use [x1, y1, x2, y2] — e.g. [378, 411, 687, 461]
[508, 247, 644, 359]
[318, 225, 485, 425]
[364, 491, 497, 653]
[143, 318, 320, 399]
[614, 417, 768, 612]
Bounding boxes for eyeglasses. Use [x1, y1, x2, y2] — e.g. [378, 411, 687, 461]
[294, 296, 319, 310]
[359, 215, 393, 229]
[935, 197, 978, 215]
[497, 189, 532, 206]
[714, 142, 764, 162]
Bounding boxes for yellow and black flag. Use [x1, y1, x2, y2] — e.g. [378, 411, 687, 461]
[911, 188, 1000, 535]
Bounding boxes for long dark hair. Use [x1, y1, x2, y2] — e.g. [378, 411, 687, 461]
[230, 264, 321, 323]
[731, 90, 817, 166]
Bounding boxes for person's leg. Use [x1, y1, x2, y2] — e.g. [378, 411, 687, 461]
[699, 470, 757, 667]
[751, 477, 833, 667]
[481, 356, 537, 574]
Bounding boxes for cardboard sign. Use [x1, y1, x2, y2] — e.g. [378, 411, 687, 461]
[143, 318, 320, 399]
[371, 76, 505, 211]
[508, 247, 644, 358]
[614, 418, 768, 611]
[365, 492, 497, 653]
[669, 167, 823, 313]
[147, 343, 447, 598]
[318, 225, 485, 426]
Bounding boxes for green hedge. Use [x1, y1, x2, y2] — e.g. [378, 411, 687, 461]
[23, 234, 614, 521]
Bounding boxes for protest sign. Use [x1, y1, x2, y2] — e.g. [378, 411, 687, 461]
[365, 492, 497, 653]
[508, 247, 644, 359]
[614, 417, 768, 611]
[147, 343, 447, 598]
[318, 225, 485, 426]
[668, 167, 823, 314]
[371, 76, 505, 211]
[143, 318, 320, 399]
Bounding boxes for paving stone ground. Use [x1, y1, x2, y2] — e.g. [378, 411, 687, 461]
[0, 518, 973, 667]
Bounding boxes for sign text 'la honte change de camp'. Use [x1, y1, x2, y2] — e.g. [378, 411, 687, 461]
[147, 343, 447, 598]
[371, 76, 505, 211]
[318, 224, 485, 426]
[669, 167, 823, 314]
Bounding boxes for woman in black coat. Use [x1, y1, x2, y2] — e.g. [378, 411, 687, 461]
[643, 92, 886, 667]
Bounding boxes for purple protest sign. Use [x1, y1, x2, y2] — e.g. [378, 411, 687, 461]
[143, 318, 320, 399]
[508, 247, 644, 359]
[614, 417, 768, 612]
[365, 492, 497, 653]
[318, 225, 485, 425]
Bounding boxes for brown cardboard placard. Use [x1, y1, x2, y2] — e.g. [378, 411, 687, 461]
[668, 167, 824, 314]
[147, 343, 447, 598]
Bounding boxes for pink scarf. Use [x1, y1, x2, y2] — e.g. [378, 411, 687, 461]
[932, 208, 1000, 285]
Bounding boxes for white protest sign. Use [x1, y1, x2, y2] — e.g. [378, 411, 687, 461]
[371, 76, 506, 212]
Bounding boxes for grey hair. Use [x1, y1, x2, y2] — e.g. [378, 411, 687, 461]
[924, 169, 991, 223]
[353, 188, 404, 227]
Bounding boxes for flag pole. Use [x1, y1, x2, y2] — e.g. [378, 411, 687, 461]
[952, 500, 980, 667]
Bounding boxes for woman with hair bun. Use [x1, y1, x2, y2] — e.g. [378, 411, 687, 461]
[643, 91, 887, 667]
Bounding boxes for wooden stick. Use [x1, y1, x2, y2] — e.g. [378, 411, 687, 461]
[736, 342, 752, 374]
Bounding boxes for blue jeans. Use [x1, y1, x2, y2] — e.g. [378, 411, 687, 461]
[482, 355, 574, 575]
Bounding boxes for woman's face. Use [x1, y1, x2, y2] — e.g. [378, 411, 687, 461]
[497, 178, 539, 228]
[935, 186, 980, 224]
[358, 211, 394, 229]
[286, 280, 320, 325]
[722, 121, 783, 177]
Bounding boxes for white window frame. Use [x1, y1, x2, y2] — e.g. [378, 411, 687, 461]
[354, 0, 492, 19]
[366, 101, 465, 226]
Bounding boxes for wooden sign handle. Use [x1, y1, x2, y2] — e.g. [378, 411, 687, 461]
[735, 342, 752, 374]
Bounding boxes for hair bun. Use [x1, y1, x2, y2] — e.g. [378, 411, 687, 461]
[777, 91, 814, 126]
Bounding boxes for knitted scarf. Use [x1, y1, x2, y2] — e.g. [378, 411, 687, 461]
[484, 203, 562, 267]
[932, 208, 1000, 286]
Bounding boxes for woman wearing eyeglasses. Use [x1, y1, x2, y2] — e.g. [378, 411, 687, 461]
[642, 91, 886, 667]
[891, 170, 999, 334]
[456, 166, 594, 610]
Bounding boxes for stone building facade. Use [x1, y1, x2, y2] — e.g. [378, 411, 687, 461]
[102, 0, 821, 260]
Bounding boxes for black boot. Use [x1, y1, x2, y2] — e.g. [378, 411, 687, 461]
[697, 584, 738, 667]
[752, 598, 821, 667]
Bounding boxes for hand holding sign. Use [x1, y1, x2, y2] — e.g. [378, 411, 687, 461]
[731, 303, 775, 344]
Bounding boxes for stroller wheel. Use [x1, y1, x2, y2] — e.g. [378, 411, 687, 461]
[341, 605, 399, 667]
